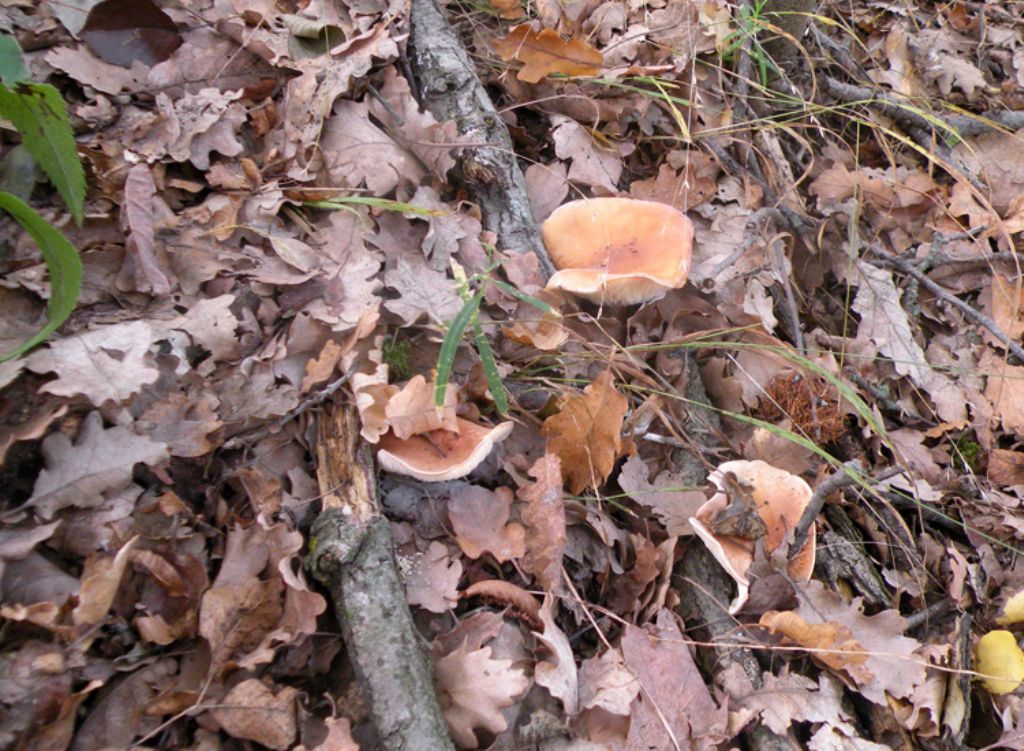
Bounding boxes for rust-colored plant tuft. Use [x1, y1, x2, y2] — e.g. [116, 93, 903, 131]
[758, 373, 847, 443]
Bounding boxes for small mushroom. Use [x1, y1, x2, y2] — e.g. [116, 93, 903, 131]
[541, 197, 694, 305]
[689, 459, 815, 614]
[377, 418, 514, 482]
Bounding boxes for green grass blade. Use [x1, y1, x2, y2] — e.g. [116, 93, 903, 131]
[435, 290, 484, 410]
[472, 319, 509, 414]
[0, 82, 85, 225]
[306, 196, 445, 216]
[489, 279, 557, 314]
[0, 191, 82, 361]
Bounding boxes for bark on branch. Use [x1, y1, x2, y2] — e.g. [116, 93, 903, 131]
[306, 407, 455, 751]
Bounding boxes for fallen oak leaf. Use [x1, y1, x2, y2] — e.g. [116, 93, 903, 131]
[434, 642, 530, 747]
[541, 370, 627, 495]
[492, 25, 602, 84]
[449, 485, 526, 563]
[764, 580, 927, 705]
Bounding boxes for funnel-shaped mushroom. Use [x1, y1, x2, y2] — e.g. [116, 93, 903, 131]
[541, 197, 694, 305]
[377, 418, 513, 482]
[689, 460, 815, 614]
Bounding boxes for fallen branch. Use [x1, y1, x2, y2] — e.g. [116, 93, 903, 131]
[306, 406, 455, 751]
[867, 248, 1024, 362]
[825, 77, 1024, 139]
[407, 0, 555, 280]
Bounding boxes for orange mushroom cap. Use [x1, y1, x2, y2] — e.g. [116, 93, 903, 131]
[377, 418, 514, 482]
[689, 459, 815, 614]
[541, 197, 694, 305]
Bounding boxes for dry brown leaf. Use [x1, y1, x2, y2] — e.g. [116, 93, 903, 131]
[734, 671, 853, 737]
[759, 610, 873, 682]
[211, 679, 298, 750]
[983, 351, 1024, 434]
[852, 260, 966, 423]
[199, 522, 326, 673]
[550, 114, 627, 193]
[435, 642, 530, 747]
[73, 659, 177, 750]
[121, 163, 173, 294]
[982, 274, 1024, 343]
[28, 412, 169, 520]
[788, 581, 927, 705]
[321, 98, 427, 195]
[517, 453, 566, 591]
[502, 313, 568, 351]
[404, 541, 462, 613]
[449, 486, 526, 562]
[989, 449, 1024, 487]
[300, 339, 343, 394]
[617, 454, 706, 536]
[136, 391, 224, 458]
[132, 549, 208, 645]
[386, 374, 459, 440]
[26, 321, 160, 407]
[313, 716, 361, 751]
[533, 595, 578, 715]
[542, 371, 627, 494]
[492, 24, 602, 83]
[621, 609, 724, 748]
[72, 536, 139, 627]
[578, 648, 640, 716]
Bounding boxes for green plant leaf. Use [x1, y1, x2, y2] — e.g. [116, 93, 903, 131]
[472, 319, 509, 414]
[0, 82, 85, 225]
[435, 290, 484, 410]
[489, 279, 557, 314]
[0, 35, 29, 86]
[0, 191, 82, 361]
[306, 196, 445, 217]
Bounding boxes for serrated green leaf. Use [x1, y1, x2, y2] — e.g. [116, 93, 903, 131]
[0, 191, 82, 361]
[0, 35, 28, 86]
[472, 320, 509, 414]
[435, 291, 483, 410]
[0, 82, 85, 225]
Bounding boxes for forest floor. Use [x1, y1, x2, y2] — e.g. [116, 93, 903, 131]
[3, 0, 1024, 749]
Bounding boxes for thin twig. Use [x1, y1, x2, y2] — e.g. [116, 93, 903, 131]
[222, 368, 355, 450]
[867, 248, 1024, 362]
[845, 369, 918, 417]
[903, 598, 954, 631]
[791, 462, 904, 555]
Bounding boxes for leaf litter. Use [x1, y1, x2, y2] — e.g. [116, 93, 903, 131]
[2, 0, 1024, 748]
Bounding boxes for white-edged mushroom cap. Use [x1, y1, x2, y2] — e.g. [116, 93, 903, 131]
[689, 459, 815, 614]
[377, 418, 514, 482]
[541, 197, 694, 305]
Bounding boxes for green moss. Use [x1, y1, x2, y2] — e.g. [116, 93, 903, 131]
[382, 336, 412, 382]
[952, 433, 982, 473]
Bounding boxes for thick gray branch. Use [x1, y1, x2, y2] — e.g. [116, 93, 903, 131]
[408, 0, 554, 279]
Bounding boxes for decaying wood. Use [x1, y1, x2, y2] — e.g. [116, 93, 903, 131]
[307, 406, 455, 751]
[407, 0, 555, 280]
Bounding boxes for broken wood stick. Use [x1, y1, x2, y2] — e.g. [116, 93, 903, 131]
[407, 0, 555, 280]
[306, 406, 455, 751]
